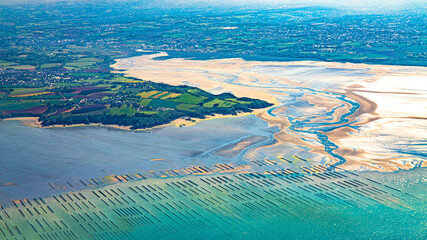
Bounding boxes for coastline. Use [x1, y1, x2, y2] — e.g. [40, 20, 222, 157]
[1, 108, 269, 131]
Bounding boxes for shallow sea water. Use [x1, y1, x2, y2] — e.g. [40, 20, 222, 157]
[0, 163, 424, 239]
[0, 115, 273, 202]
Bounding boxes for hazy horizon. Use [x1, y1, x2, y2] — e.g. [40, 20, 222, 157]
[1, 0, 426, 11]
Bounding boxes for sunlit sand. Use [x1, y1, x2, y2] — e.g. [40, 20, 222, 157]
[113, 52, 427, 172]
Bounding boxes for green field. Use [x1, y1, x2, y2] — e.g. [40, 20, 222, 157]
[204, 98, 236, 108]
[109, 107, 137, 116]
[0, 101, 42, 111]
[176, 103, 198, 111]
[147, 99, 180, 108]
[10, 87, 50, 95]
[171, 93, 207, 104]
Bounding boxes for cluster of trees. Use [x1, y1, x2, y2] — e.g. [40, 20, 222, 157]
[39, 96, 272, 130]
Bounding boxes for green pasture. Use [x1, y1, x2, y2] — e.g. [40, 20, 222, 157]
[203, 98, 236, 108]
[108, 107, 136, 116]
[170, 93, 207, 105]
[0, 100, 43, 110]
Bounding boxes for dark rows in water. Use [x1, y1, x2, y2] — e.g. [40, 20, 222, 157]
[0, 160, 416, 240]
[44, 163, 239, 195]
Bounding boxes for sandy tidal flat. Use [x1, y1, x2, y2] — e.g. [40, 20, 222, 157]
[113, 52, 427, 172]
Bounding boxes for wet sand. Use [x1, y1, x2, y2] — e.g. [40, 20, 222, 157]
[4, 117, 43, 128]
[112, 52, 427, 172]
